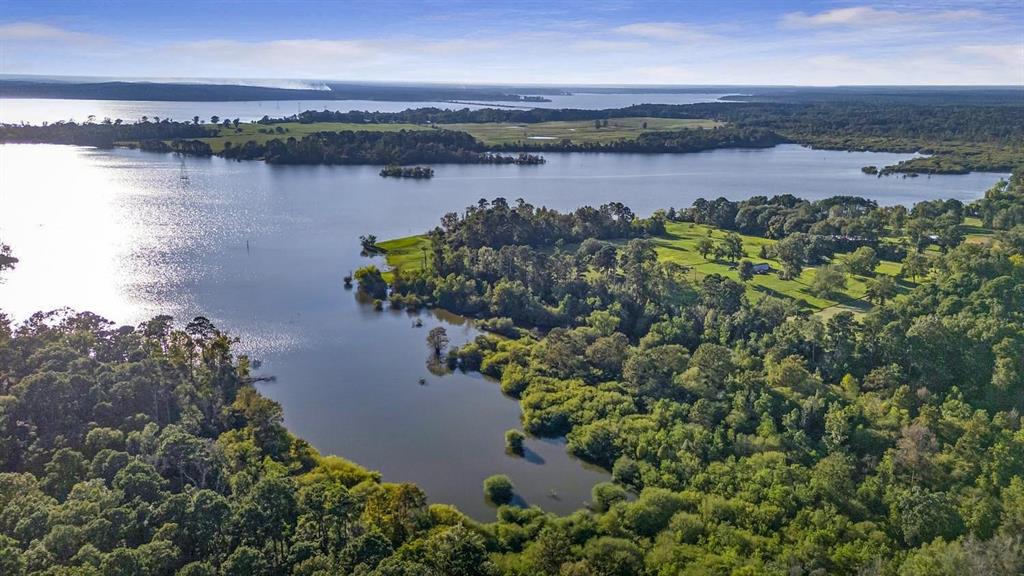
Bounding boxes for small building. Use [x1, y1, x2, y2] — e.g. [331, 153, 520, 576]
[752, 263, 772, 275]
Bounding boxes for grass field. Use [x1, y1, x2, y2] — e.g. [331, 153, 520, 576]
[377, 235, 432, 282]
[190, 117, 721, 152]
[196, 122, 428, 152]
[651, 222, 913, 316]
[439, 117, 721, 146]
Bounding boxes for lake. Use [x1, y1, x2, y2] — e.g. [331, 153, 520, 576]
[0, 143, 1006, 519]
[0, 92, 731, 124]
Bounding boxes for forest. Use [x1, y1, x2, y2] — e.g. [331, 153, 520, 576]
[3, 97, 1020, 173]
[2, 173, 1024, 575]
[376, 189, 1024, 574]
[220, 131, 546, 166]
[0, 120, 211, 149]
[266, 100, 1022, 173]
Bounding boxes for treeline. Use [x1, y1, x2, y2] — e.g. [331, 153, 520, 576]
[438, 198, 652, 250]
[0, 120, 211, 148]
[491, 127, 786, 153]
[0, 310, 499, 576]
[975, 171, 1024, 230]
[382, 198, 666, 327]
[266, 101, 1023, 146]
[265, 101, 1023, 173]
[376, 196, 1024, 575]
[681, 193, 966, 249]
[0, 78, 546, 103]
[138, 139, 214, 156]
[258, 107, 611, 125]
[219, 131, 545, 166]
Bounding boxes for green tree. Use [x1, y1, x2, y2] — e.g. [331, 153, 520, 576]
[696, 237, 714, 260]
[222, 546, 267, 576]
[902, 250, 931, 281]
[591, 482, 627, 512]
[844, 246, 879, 276]
[582, 537, 644, 576]
[865, 275, 897, 304]
[483, 475, 514, 505]
[738, 259, 754, 282]
[720, 232, 744, 262]
[810, 264, 847, 298]
[524, 526, 573, 575]
[354, 265, 388, 299]
[426, 327, 449, 357]
[340, 531, 393, 573]
[0, 535, 25, 576]
[504, 429, 525, 455]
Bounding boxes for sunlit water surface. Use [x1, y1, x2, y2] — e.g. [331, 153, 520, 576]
[0, 144, 1006, 518]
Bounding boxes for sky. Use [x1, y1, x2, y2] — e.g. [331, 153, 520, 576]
[0, 0, 1021, 86]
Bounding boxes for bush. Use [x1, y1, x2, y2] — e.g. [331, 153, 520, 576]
[354, 265, 388, 299]
[483, 475, 515, 505]
[505, 429, 525, 455]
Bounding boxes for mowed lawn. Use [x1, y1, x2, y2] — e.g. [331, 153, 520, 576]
[439, 117, 722, 146]
[196, 122, 428, 152]
[377, 235, 432, 282]
[652, 222, 912, 316]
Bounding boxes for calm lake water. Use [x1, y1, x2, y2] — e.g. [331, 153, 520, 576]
[0, 143, 1006, 518]
[0, 92, 730, 124]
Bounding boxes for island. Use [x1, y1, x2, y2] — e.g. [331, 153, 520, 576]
[379, 164, 434, 179]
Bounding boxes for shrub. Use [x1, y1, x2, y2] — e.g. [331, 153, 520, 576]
[505, 429, 525, 455]
[483, 475, 515, 505]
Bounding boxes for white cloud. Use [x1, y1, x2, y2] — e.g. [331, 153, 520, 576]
[0, 9, 1019, 86]
[613, 22, 717, 43]
[958, 43, 1024, 67]
[0, 22, 106, 44]
[571, 39, 650, 52]
[781, 6, 984, 28]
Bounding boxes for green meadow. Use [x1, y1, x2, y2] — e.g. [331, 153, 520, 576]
[651, 222, 907, 317]
[196, 121, 428, 152]
[439, 117, 722, 146]
[191, 116, 720, 152]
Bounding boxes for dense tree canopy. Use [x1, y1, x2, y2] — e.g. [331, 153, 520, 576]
[381, 193, 1024, 575]
[0, 309, 498, 576]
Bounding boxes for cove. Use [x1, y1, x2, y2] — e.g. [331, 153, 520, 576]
[0, 143, 1006, 519]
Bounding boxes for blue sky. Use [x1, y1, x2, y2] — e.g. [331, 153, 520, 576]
[1, 0, 1021, 85]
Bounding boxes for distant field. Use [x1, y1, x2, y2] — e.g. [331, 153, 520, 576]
[189, 117, 722, 152]
[377, 219, 1002, 317]
[439, 117, 722, 146]
[196, 122, 428, 152]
